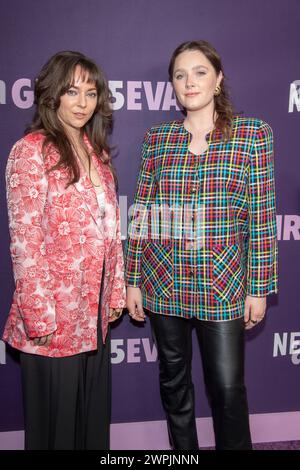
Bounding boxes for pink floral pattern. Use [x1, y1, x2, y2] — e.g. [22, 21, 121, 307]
[3, 133, 126, 357]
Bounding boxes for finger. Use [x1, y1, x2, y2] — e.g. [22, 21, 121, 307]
[244, 302, 251, 325]
[128, 306, 143, 321]
[109, 309, 118, 317]
[39, 337, 47, 346]
[245, 320, 255, 330]
[45, 334, 53, 346]
[109, 308, 114, 317]
[113, 310, 122, 319]
[126, 303, 137, 317]
[42, 335, 50, 346]
[128, 307, 143, 319]
[130, 315, 145, 322]
[108, 316, 118, 323]
[108, 309, 123, 323]
[135, 302, 145, 319]
[245, 317, 261, 330]
[132, 307, 146, 322]
[250, 314, 265, 325]
[131, 313, 145, 322]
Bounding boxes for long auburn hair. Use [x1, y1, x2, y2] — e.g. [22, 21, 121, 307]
[27, 51, 116, 186]
[168, 40, 234, 140]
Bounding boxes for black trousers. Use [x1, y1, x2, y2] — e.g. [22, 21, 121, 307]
[147, 311, 252, 450]
[20, 309, 110, 450]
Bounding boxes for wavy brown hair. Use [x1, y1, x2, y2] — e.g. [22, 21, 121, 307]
[168, 40, 234, 140]
[27, 51, 116, 186]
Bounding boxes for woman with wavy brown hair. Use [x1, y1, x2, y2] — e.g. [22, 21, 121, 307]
[126, 40, 278, 449]
[3, 51, 126, 449]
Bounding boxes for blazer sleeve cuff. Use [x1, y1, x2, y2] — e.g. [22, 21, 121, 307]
[246, 279, 278, 297]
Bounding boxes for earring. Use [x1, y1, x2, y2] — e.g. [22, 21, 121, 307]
[214, 85, 221, 96]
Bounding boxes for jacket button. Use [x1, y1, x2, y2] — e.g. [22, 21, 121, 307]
[191, 186, 197, 193]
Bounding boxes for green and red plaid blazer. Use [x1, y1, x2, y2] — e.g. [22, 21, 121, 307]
[125, 116, 278, 321]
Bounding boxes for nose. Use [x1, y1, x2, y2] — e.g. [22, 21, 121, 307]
[185, 74, 195, 89]
[77, 92, 87, 108]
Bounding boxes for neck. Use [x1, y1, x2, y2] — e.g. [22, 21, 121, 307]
[63, 125, 82, 146]
[68, 130, 83, 151]
[185, 102, 216, 134]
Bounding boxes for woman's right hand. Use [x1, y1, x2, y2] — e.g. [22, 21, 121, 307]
[126, 287, 146, 322]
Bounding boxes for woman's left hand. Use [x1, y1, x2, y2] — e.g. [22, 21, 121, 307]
[244, 295, 266, 330]
[32, 333, 54, 346]
[109, 308, 123, 323]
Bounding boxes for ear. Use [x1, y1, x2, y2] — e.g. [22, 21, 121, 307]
[217, 71, 223, 87]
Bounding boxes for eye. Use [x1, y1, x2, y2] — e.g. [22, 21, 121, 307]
[175, 74, 184, 80]
[66, 89, 77, 96]
[196, 71, 206, 76]
[87, 92, 97, 98]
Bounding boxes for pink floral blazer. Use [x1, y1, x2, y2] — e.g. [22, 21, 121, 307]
[3, 132, 126, 357]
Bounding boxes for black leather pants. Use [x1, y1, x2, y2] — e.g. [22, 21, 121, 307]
[147, 311, 252, 450]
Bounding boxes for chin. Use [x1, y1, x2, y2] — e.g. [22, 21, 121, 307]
[185, 104, 203, 112]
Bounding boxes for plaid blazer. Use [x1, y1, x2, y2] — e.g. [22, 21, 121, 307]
[125, 117, 278, 321]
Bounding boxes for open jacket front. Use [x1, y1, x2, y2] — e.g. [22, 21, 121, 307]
[3, 133, 126, 357]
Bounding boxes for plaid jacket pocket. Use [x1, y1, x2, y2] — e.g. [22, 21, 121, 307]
[212, 244, 246, 303]
[141, 243, 173, 298]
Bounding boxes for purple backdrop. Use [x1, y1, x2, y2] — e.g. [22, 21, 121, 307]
[1, 0, 299, 446]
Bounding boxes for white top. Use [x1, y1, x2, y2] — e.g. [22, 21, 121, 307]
[95, 186, 117, 239]
[96, 190, 106, 218]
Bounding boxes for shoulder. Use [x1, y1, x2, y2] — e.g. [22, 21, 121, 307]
[10, 132, 46, 156]
[143, 120, 183, 143]
[232, 115, 273, 137]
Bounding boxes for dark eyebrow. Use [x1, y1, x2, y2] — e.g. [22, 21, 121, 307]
[174, 65, 209, 74]
[69, 85, 97, 91]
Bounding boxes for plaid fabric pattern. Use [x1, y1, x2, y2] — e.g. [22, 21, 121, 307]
[125, 116, 278, 321]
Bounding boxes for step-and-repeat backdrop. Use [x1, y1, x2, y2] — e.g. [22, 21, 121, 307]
[0, 0, 299, 445]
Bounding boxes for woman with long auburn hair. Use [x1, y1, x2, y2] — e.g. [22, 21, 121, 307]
[126, 40, 278, 450]
[3, 51, 126, 449]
